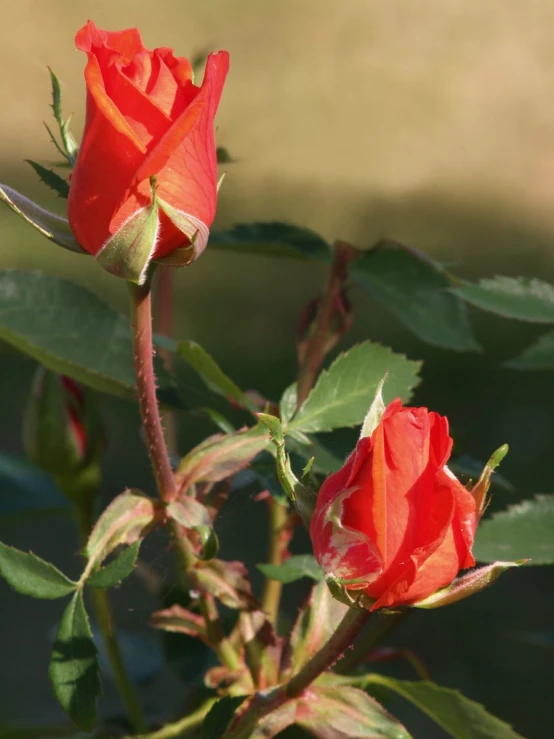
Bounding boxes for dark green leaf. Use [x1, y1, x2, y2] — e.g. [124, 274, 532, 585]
[0, 271, 180, 403]
[473, 495, 554, 565]
[0, 541, 76, 599]
[86, 541, 141, 588]
[452, 276, 554, 323]
[0, 185, 83, 253]
[202, 696, 248, 738]
[25, 160, 69, 198]
[288, 341, 421, 434]
[363, 677, 523, 739]
[209, 222, 331, 262]
[49, 590, 100, 730]
[352, 243, 479, 350]
[504, 330, 554, 370]
[0, 453, 70, 520]
[257, 554, 323, 584]
[178, 340, 256, 410]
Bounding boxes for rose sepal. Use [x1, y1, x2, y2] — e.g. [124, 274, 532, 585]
[470, 443, 509, 515]
[412, 560, 528, 609]
[96, 177, 160, 285]
[0, 184, 85, 254]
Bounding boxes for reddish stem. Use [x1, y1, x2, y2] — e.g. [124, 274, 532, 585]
[224, 607, 371, 738]
[129, 281, 177, 502]
[296, 242, 355, 408]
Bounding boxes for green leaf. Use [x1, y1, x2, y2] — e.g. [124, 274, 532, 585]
[49, 590, 100, 731]
[86, 541, 141, 588]
[0, 541, 76, 598]
[203, 696, 248, 739]
[84, 489, 157, 573]
[0, 184, 84, 253]
[209, 222, 331, 262]
[452, 276, 554, 323]
[473, 495, 554, 565]
[96, 199, 159, 284]
[288, 341, 421, 434]
[363, 677, 523, 739]
[178, 340, 256, 410]
[504, 330, 554, 370]
[216, 146, 235, 164]
[257, 554, 323, 584]
[352, 243, 480, 351]
[25, 160, 69, 199]
[279, 383, 298, 425]
[0, 271, 180, 403]
[176, 423, 269, 490]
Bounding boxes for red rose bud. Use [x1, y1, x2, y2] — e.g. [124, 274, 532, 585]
[67, 21, 229, 283]
[23, 368, 103, 500]
[310, 399, 480, 610]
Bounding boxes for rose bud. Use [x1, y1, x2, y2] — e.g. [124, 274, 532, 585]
[68, 21, 229, 283]
[23, 368, 103, 501]
[310, 399, 481, 610]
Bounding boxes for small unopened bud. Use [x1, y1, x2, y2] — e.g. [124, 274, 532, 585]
[23, 367, 103, 501]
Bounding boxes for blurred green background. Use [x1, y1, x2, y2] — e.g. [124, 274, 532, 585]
[1, 1, 554, 736]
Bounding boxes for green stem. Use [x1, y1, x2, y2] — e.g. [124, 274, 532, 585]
[75, 504, 149, 733]
[129, 280, 177, 502]
[224, 607, 371, 739]
[260, 497, 289, 626]
[127, 697, 217, 739]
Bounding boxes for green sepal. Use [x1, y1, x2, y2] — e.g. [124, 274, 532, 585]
[0, 184, 84, 253]
[413, 560, 526, 609]
[96, 193, 160, 284]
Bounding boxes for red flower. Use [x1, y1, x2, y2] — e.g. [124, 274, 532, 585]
[68, 21, 229, 263]
[310, 399, 478, 610]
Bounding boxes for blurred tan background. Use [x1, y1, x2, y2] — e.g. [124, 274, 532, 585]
[3, 0, 554, 271]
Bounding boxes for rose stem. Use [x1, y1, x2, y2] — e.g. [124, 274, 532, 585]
[126, 697, 217, 739]
[260, 496, 289, 626]
[154, 266, 178, 459]
[129, 280, 177, 502]
[129, 280, 240, 671]
[224, 607, 371, 739]
[75, 500, 149, 733]
[295, 242, 353, 408]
